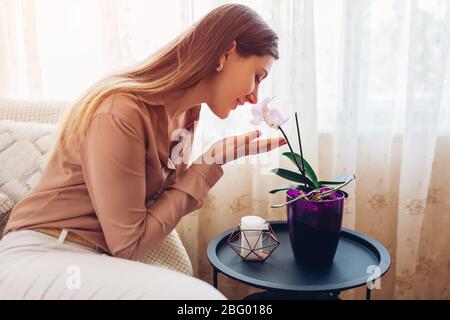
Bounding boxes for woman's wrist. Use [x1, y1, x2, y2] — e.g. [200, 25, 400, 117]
[199, 147, 226, 166]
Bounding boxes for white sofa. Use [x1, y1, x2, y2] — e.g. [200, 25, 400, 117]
[0, 98, 194, 276]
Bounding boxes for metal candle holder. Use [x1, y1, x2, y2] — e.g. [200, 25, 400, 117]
[226, 223, 280, 262]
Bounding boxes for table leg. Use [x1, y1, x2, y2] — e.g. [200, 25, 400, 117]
[366, 287, 371, 300]
[329, 291, 341, 300]
[213, 267, 219, 289]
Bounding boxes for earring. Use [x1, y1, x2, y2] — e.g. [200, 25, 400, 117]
[216, 61, 224, 72]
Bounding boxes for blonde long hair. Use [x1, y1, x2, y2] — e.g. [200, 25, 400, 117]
[56, 4, 279, 151]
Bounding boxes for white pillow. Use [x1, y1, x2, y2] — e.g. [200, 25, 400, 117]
[0, 192, 14, 236]
[0, 120, 57, 204]
[0, 120, 56, 205]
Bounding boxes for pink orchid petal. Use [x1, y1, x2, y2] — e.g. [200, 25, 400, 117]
[278, 117, 289, 126]
[260, 96, 272, 108]
[250, 117, 262, 125]
[260, 96, 275, 115]
[249, 96, 286, 128]
[267, 109, 286, 125]
[260, 104, 269, 115]
[251, 105, 262, 118]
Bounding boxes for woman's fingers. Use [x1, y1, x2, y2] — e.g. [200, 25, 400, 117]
[231, 130, 262, 159]
[238, 133, 286, 157]
[248, 137, 286, 155]
[203, 131, 286, 165]
[238, 130, 262, 143]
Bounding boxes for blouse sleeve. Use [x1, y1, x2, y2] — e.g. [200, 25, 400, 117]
[80, 112, 223, 261]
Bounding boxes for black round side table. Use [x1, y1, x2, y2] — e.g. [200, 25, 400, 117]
[207, 221, 391, 300]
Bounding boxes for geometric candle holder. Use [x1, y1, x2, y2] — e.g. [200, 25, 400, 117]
[226, 223, 280, 262]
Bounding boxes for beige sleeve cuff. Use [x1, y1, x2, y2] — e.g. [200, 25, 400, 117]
[169, 162, 223, 207]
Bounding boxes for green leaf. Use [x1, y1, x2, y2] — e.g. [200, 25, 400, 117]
[269, 184, 301, 194]
[281, 152, 320, 188]
[319, 175, 354, 185]
[270, 168, 310, 184]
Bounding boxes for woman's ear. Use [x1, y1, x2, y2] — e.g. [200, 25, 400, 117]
[223, 40, 237, 60]
[217, 41, 237, 69]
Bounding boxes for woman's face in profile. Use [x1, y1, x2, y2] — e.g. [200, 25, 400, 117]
[207, 41, 275, 119]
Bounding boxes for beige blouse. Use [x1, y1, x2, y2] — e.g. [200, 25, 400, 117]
[3, 93, 223, 261]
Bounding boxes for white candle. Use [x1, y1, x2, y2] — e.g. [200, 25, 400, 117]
[240, 216, 268, 260]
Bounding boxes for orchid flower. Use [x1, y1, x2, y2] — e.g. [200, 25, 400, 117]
[250, 96, 289, 129]
[249, 96, 355, 204]
[249, 96, 305, 181]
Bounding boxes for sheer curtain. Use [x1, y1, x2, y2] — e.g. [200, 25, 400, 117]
[1, 0, 449, 299]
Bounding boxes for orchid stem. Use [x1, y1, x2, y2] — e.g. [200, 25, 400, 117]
[295, 112, 306, 176]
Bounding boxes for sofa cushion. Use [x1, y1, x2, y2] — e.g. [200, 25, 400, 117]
[0, 119, 193, 276]
[139, 229, 193, 275]
[0, 98, 69, 124]
[0, 120, 56, 205]
[0, 192, 14, 237]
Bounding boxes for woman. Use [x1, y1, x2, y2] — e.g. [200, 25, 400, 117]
[0, 4, 285, 299]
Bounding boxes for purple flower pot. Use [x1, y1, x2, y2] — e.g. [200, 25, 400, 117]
[286, 188, 345, 268]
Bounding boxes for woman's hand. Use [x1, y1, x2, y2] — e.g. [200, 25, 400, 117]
[198, 130, 287, 165]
